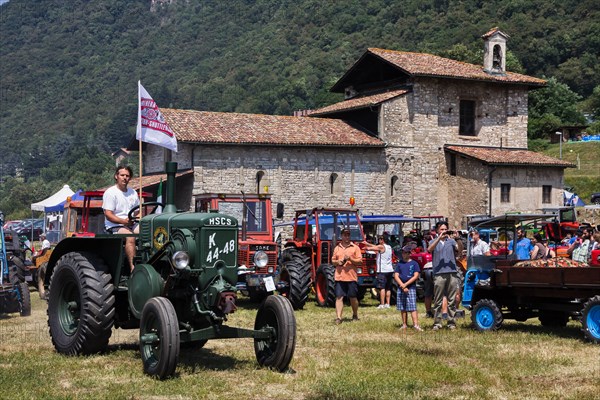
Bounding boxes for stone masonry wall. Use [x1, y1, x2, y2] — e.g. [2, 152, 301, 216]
[149, 144, 394, 220]
[143, 76, 544, 227]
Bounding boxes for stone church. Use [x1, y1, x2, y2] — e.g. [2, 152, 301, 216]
[138, 28, 572, 227]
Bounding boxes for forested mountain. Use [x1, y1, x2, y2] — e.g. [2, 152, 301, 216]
[0, 0, 599, 217]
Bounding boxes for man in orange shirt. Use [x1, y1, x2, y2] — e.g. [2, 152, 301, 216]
[332, 227, 363, 324]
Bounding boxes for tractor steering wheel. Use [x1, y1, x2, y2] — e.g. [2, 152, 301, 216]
[127, 201, 165, 224]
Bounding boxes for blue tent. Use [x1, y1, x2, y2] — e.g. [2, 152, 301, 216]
[44, 189, 85, 213]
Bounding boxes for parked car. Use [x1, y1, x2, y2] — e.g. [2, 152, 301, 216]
[15, 219, 44, 241]
[3, 220, 23, 230]
[591, 192, 600, 205]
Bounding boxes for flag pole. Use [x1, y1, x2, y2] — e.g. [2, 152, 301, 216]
[137, 80, 143, 207]
[139, 139, 143, 207]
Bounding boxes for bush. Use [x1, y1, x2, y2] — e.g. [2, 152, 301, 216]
[528, 138, 550, 152]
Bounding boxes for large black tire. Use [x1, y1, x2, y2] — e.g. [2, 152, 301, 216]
[279, 248, 311, 310]
[9, 257, 26, 283]
[539, 311, 569, 327]
[16, 282, 31, 317]
[8, 261, 31, 316]
[254, 295, 296, 371]
[471, 299, 503, 332]
[139, 297, 180, 379]
[47, 252, 115, 355]
[38, 262, 48, 300]
[581, 295, 600, 344]
[315, 264, 336, 307]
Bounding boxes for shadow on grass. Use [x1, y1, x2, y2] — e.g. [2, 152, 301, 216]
[178, 346, 252, 373]
[500, 321, 584, 341]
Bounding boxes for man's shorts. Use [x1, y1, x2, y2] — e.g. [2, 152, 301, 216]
[335, 281, 358, 298]
[106, 224, 138, 234]
[422, 268, 434, 298]
[376, 272, 394, 290]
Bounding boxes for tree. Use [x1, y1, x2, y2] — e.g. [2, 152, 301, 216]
[528, 77, 586, 139]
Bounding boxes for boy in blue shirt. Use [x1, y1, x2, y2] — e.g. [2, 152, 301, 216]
[393, 243, 422, 331]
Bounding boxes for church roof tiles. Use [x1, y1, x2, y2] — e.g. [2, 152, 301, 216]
[445, 145, 574, 167]
[161, 108, 384, 147]
[366, 48, 545, 86]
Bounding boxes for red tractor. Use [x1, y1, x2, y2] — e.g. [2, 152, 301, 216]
[195, 193, 283, 302]
[278, 208, 377, 310]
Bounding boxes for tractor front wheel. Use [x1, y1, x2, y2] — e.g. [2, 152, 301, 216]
[581, 295, 600, 343]
[471, 299, 503, 332]
[47, 252, 115, 355]
[254, 295, 296, 372]
[139, 297, 180, 379]
[315, 264, 336, 307]
[279, 248, 311, 310]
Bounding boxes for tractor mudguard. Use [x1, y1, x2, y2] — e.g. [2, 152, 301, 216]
[44, 236, 126, 285]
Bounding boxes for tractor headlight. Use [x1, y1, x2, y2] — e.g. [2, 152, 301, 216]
[267, 266, 274, 273]
[253, 251, 268, 268]
[357, 267, 363, 274]
[368, 268, 375, 275]
[172, 251, 190, 270]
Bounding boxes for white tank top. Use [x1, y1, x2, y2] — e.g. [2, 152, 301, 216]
[377, 244, 394, 273]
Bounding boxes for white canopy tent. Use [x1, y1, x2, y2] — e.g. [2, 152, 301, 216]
[30, 185, 74, 211]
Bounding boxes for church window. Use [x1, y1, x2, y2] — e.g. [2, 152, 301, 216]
[256, 171, 265, 194]
[390, 175, 398, 196]
[329, 173, 338, 194]
[459, 100, 476, 136]
[501, 184, 511, 203]
[542, 185, 552, 204]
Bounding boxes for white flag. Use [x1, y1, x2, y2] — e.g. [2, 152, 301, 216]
[136, 81, 178, 152]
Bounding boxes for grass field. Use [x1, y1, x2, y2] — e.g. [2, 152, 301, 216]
[542, 141, 600, 203]
[1, 291, 598, 400]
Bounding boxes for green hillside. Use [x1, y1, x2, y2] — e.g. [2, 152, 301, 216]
[0, 0, 599, 217]
[542, 141, 600, 203]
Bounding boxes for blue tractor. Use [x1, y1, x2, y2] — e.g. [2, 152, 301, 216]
[0, 211, 31, 316]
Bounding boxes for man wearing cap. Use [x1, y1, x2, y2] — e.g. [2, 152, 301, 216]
[363, 235, 394, 309]
[332, 227, 363, 324]
[39, 232, 51, 252]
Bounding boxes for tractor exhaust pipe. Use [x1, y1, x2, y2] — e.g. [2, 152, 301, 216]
[164, 162, 177, 214]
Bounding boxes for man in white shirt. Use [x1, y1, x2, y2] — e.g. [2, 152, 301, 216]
[103, 165, 140, 272]
[364, 235, 394, 309]
[470, 231, 491, 256]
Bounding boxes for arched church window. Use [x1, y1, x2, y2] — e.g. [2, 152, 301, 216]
[493, 44, 502, 70]
[329, 173, 338, 195]
[390, 175, 398, 196]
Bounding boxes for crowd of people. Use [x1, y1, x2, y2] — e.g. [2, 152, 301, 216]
[332, 220, 600, 331]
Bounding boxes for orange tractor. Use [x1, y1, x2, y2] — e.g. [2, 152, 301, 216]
[277, 208, 377, 309]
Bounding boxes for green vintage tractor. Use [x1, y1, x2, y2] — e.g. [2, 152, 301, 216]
[44, 162, 296, 379]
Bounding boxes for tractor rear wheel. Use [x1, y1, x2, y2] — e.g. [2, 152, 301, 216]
[139, 297, 180, 379]
[9, 261, 31, 316]
[279, 248, 311, 310]
[254, 295, 296, 372]
[539, 311, 569, 327]
[47, 252, 115, 355]
[315, 264, 336, 307]
[471, 299, 503, 332]
[581, 295, 600, 343]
